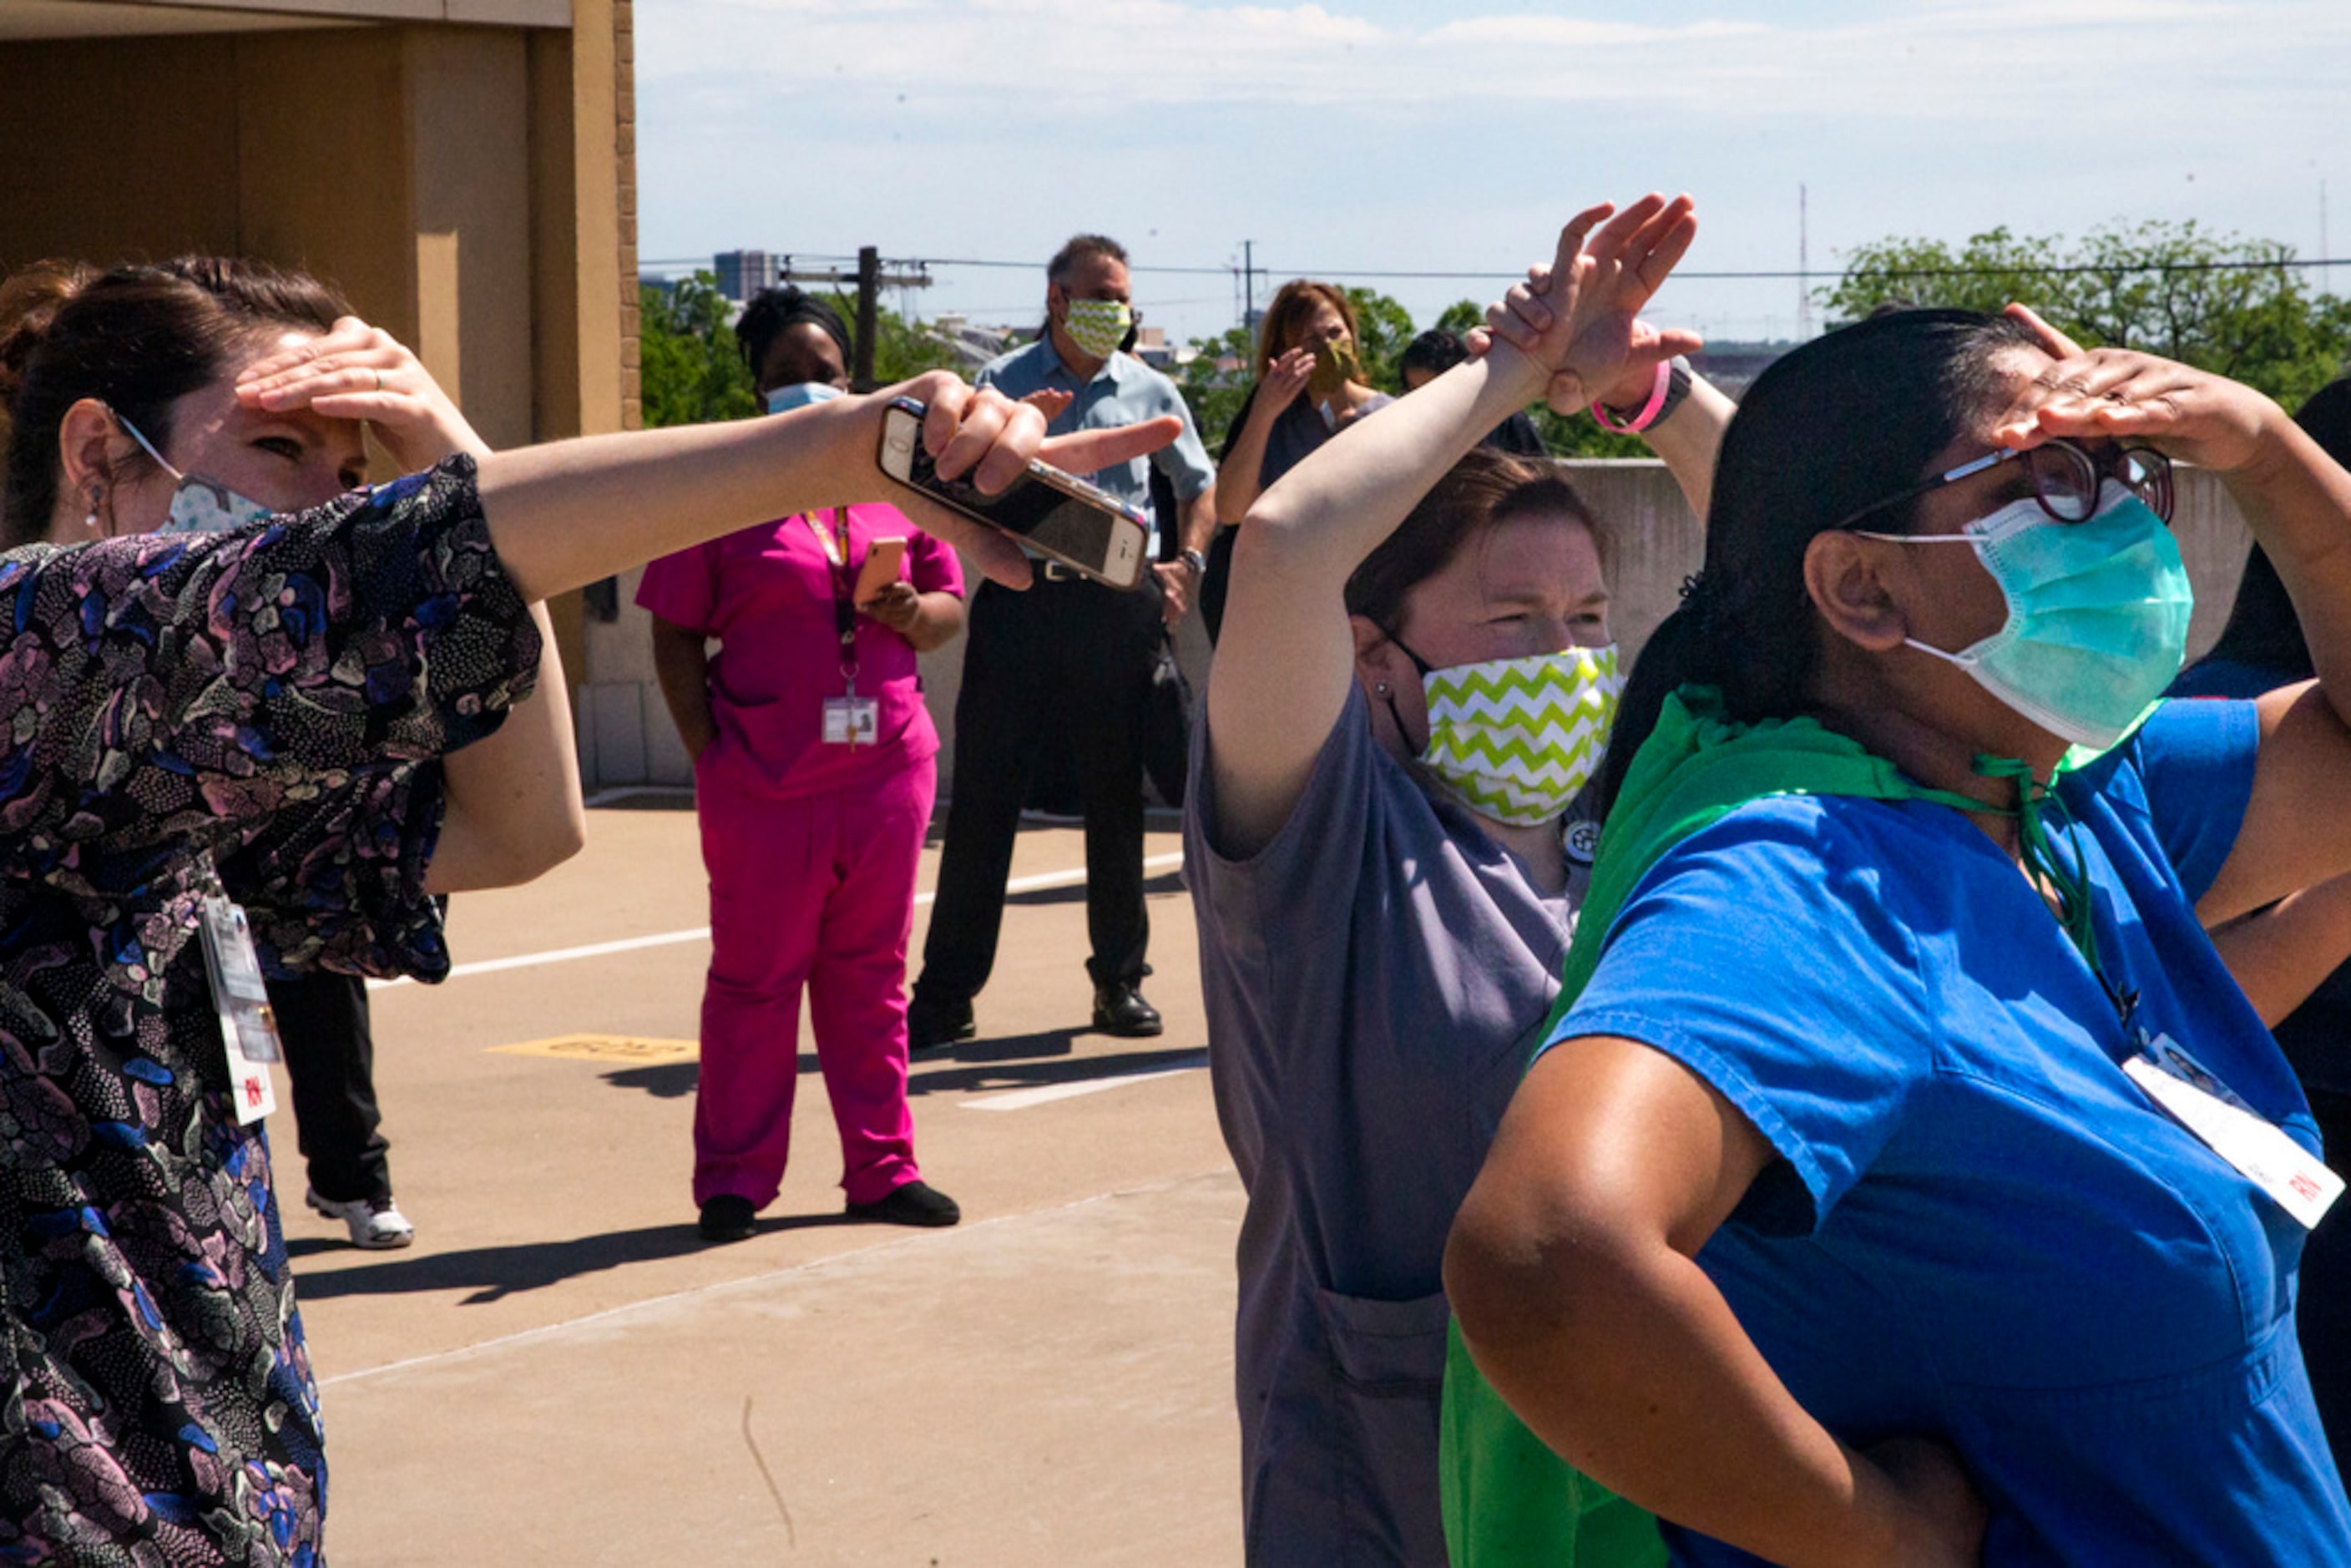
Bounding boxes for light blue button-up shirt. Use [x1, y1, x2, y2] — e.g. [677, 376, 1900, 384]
[975, 334, 1216, 553]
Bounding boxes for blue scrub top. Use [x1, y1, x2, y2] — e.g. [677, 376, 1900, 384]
[1547, 698, 2351, 1564]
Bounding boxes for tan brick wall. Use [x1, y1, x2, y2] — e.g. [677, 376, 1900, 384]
[614, 0, 640, 429]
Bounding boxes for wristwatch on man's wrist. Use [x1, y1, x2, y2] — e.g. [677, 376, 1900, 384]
[1179, 548, 1208, 577]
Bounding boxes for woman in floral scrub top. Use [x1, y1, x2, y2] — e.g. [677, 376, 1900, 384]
[0, 257, 588, 1565]
[0, 252, 1171, 1565]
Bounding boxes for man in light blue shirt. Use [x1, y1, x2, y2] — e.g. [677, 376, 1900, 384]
[909, 235, 1217, 1046]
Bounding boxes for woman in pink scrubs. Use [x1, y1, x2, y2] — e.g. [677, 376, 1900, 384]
[641, 288, 967, 1242]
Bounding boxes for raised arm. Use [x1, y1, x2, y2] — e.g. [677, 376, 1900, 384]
[2207, 871, 2351, 1026]
[1214, 351, 1314, 525]
[1206, 196, 1701, 855]
[1445, 1036, 1986, 1566]
[238, 319, 584, 893]
[1994, 356, 2351, 923]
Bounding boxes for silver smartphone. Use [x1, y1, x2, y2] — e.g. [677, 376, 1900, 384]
[876, 396, 1150, 590]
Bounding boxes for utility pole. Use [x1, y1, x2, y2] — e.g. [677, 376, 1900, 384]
[1241, 240, 1257, 331]
[1797, 185, 1813, 342]
[777, 248, 933, 391]
[2323, 180, 2333, 295]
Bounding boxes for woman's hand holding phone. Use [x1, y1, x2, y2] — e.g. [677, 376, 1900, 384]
[872, 372, 1181, 589]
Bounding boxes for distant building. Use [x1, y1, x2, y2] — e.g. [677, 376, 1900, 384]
[928, 313, 1018, 372]
[714, 250, 779, 301]
[1686, 341, 1792, 401]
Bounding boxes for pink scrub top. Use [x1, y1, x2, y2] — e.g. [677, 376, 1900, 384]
[636, 503, 963, 800]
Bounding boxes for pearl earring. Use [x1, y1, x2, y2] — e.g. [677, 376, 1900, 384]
[1374, 681, 1390, 695]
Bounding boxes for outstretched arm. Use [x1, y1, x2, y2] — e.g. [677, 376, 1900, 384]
[1207, 196, 1701, 856]
[472, 373, 1178, 602]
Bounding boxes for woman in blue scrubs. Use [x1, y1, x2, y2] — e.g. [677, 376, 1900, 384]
[1445, 301, 2351, 1562]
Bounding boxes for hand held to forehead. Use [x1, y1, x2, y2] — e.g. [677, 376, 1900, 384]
[1990, 348, 2277, 474]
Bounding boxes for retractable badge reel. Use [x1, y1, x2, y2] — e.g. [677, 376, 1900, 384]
[817, 508, 881, 747]
[195, 857, 281, 1125]
[2125, 1030, 2343, 1229]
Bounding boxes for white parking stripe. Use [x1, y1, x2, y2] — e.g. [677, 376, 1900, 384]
[958, 1051, 1209, 1112]
[369, 852, 1186, 990]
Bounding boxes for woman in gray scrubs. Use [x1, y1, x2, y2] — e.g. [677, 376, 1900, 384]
[1183, 195, 1728, 1563]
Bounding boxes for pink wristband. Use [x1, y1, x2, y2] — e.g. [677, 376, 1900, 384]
[1590, 359, 1671, 433]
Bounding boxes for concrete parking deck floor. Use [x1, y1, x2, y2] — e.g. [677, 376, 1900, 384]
[290, 799, 1242, 1565]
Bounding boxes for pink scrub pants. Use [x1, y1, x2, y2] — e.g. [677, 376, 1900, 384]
[693, 757, 933, 1209]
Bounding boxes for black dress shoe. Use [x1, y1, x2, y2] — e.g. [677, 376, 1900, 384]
[846, 1180, 961, 1227]
[1092, 981, 1164, 1038]
[698, 1194, 757, 1243]
[906, 992, 976, 1052]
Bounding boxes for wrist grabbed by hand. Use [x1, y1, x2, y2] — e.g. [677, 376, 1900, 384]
[1593, 356, 1694, 434]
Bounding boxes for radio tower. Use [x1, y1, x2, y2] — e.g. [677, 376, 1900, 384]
[1797, 185, 1813, 341]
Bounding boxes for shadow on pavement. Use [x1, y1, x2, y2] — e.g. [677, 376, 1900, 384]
[1006, 871, 1185, 908]
[911, 1043, 1207, 1098]
[586, 1028, 1200, 1104]
[286, 1211, 858, 1304]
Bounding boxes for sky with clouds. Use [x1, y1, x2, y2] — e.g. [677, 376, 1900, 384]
[635, 0, 2351, 346]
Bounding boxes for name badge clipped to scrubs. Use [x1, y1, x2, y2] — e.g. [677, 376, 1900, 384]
[2124, 1033, 2343, 1229]
[197, 890, 281, 1125]
[813, 508, 881, 747]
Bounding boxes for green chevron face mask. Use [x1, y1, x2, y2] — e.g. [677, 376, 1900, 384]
[1408, 645, 1622, 826]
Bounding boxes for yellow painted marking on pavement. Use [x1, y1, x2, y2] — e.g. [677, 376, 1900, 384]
[490, 1034, 699, 1065]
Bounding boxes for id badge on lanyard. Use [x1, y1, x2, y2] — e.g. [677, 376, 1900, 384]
[195, 857, 281, 1124]
[814, 508, 880, 746]
[2124, 1030, 2343, 1228]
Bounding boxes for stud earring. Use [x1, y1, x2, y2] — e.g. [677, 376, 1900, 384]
[1374, 681, 1390, 696]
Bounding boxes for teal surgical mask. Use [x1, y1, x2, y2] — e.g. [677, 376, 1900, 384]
[766, 382, 843, 415]
[1398, 644, 1623, 827]
[1863, 480, 2193, 751]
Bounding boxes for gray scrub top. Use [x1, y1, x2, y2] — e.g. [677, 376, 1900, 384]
[1184, 686, 1592, 1565]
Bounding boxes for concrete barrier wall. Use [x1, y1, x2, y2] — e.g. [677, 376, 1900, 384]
[583, 460, 2255, 794]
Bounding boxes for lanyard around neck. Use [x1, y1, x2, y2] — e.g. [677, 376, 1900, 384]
[807, 508, 858, 685]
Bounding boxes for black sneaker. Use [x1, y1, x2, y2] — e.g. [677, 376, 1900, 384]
[906, 992, 976, 1051]
[1091, 981, 1163, 1039]
[846, 1180, 961, 1228]
[698, 1194, 757, 1243]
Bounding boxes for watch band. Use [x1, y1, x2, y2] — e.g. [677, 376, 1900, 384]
[1180, 548, 1208, 575]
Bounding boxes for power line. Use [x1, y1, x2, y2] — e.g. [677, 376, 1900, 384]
[647, 252, 2351, 283]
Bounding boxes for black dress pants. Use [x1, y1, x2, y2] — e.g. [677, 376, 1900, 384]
[265, 968, 393, 1204]
[918, 570, 1163, 1002]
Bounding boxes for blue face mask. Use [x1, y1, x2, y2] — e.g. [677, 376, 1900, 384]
[116, 412, 275, 535]
[1864, 480, 2194, 751]
[766, 382, 845, 416]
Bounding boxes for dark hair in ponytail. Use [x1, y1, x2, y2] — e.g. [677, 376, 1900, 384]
[734, 285, 852, 387]
[1, 256, 347, 547]
[1592, 307, 2043, 816]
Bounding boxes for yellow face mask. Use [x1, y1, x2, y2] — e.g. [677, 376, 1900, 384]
[1307, 337, 1362, 402]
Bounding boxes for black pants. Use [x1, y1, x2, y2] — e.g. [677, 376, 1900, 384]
[266, 969, 393, 1204]
[917, 571, 1163, 1002]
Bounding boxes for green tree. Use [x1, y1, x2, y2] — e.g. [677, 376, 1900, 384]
[807, 291, 965, 385]
[1823, 221, 2351, 410]
[1173, 323, 1257, 455]
[638, 272, 756, 428]
[1344, 287, 1418, 392]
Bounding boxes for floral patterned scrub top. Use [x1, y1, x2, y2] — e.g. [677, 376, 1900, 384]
[0, 458, 539, 1565]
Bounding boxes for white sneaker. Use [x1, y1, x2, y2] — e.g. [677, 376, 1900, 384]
[306, 1187, 416, 1250]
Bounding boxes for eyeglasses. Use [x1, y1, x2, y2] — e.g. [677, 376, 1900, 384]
[1834, 438, 2174, 533]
